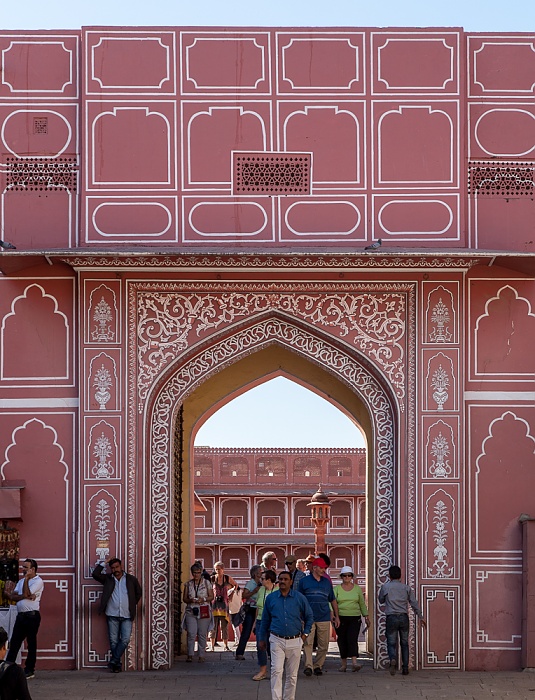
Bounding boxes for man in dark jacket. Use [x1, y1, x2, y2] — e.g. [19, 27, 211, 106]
[92, 557, 142, 673]
[0, 626, 31, 700]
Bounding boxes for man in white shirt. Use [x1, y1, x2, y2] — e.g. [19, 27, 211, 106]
[4, 558, 44, 680]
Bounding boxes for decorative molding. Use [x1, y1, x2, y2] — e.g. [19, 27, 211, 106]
[141, 315, 398, 668]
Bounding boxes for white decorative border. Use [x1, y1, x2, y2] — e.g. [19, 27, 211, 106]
[144, 315, 398, 668]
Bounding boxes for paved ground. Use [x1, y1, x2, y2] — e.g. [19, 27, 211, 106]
[28, 643, 535, 700]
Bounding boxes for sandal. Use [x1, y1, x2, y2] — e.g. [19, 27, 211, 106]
[338, 665, 347, 672]
[253, 672, 268, 681]
[186, 656, 193, 663]
[352, 663, 362, 672]
[198, 657, 205, 663]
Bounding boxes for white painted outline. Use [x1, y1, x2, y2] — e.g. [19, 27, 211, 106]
[422, 585, 460, 668]
[473, 40, 535, 94]
[180, 31, 271, 95]
[86, 353, 121, 413]
[182, 195, 275, 243]
[92, 201, 172, 237]
[377, 104, 455, 186]
[91, 36, 171, 90]
[473, 108, 535, 157]
[282, 104, 361, 186]
[85, 30, 176, 96]
[186, 37, 265, 90]
[377, 38, 455, 90]
[423, 350, 458, 412]
[1, 109, 73, 157]
[188, 200, 268, 237]
[423, 283, 458, 345]
[91, 106, 172, 186]
[1, 417, 71, 563]
[284, 199, 361, 236]
[473, 284, 535, 379]
[86, 420, 120, 481]
[372, 194, 460, 241]
[1, 40, 74, 94]
[185, 105, 268, 187]
[275, 31, 366, 96]
[469, 566, 522, 649]
[378, 198, 454, 235]
[0, 283, 70, 381]
[423, 418, 458, 480]
[281, 38, 359, 90]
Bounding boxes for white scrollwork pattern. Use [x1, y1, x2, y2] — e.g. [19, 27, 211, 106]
[146, 316, 396, 669]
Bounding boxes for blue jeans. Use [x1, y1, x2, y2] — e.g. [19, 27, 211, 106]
[236, 607, 256, 657]
[107, 616, 133, 668]
[386, 613, 410, 669]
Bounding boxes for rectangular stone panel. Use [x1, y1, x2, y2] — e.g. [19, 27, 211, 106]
[181, 31, 271, 94]
[468, 36, 535, 97]
[371, 32, 460, 94]
[276, 32, 365, 95]
[422, 586, 460, 668]
[0, 34, 79, 98]
[85, 30, 176, 95]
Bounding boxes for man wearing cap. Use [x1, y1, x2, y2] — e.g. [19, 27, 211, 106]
[297, 557, 339, 676]
[284, 555, 305, 590]
[258, 571, 313, 700]
[304, 554, 315, 574]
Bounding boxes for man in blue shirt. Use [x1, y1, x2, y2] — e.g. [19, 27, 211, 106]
[259, 571, 313, 700]
[298, 557, 340, 676]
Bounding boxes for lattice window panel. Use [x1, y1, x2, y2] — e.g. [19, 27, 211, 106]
[468, 162, 534, 196]
[5, 156, 78, 192]
[233, 152, 311, 195]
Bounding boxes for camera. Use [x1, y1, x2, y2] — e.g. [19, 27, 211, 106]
[192, 606, 199, 617]
[215, 596, 223, 603]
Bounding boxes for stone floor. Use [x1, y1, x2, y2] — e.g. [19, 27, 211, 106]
[28, 643, 535, 700]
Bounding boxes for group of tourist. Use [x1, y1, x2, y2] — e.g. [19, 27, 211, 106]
[183, 551, 426, 700]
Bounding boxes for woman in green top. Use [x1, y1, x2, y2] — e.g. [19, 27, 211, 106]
[333, 565, 370, 672]
[252, 569, 277, 681]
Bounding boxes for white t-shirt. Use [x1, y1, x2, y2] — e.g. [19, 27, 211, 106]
[14, 575, 44, 613]
[228, 587, 243, 614]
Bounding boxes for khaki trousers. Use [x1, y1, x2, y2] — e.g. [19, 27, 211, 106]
[303, 621, 331, 671]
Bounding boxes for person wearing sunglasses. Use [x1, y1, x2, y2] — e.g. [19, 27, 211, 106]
[333, 566, 370, 672]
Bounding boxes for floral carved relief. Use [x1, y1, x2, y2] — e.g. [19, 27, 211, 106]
[136, 285, 408, 408]
[425, 492, 456, 579]
[424, 284, 457, 344]
[145, 315, 397, 669]
[87, 283, 119, 344]
[424, 419, 457, 479]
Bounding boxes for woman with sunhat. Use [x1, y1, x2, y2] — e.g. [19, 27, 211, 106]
[333, 565, 370, 672]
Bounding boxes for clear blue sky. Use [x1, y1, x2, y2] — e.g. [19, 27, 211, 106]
[2, 0, 534, 31]
[4, 1, 532, 446]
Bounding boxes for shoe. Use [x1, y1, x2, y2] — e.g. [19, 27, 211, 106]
[252, 672, 268, 681]
[389, 659, 396, 676]
[402, 668, 409, 676]
[24, 670, 35, 679]
[304, 667, 313, 676]
[352, 663, 362, 672]
[236, 655, 245, 660]
[338, 665, 347, 672]
[186, 656, 193, 662]
[313, 667, 323, 676]
[198, 656, 205, 663]
[112, 666, 121, 673]
[214, 641, 221, 647]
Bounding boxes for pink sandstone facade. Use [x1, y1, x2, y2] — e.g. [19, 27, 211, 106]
[0, 27, 533, 672]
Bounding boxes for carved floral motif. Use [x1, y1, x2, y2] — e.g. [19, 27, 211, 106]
[428, 500, 453, 578]
[92, 433, 114, 479]
[429, 431, 451, 478]
[94, 365, 112, 410]
[136, 288, 407, 407]
[144, 317, 397, 668]
[91, 297, 115, 342]
[431, 364, 449, 411]
[429, 298, 452, 343]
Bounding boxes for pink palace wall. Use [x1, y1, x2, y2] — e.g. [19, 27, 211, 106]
[0, 28, 533, 672]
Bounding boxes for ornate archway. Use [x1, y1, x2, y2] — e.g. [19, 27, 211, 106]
[142, 314, 399, 668]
